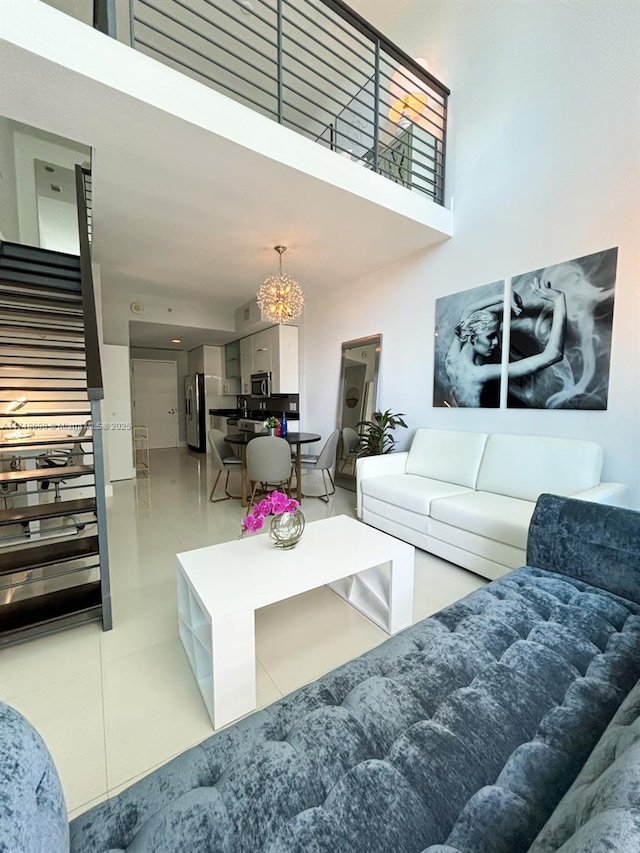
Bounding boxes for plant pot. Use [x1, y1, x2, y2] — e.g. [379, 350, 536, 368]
[266, 427, 276, 436]
[269, 509, 305, 550]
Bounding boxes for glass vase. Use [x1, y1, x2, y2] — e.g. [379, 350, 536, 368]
[269, 510, 305, 550]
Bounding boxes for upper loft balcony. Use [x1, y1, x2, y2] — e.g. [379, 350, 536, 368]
[104, 0, 448, 203]
[0, 1, 453, 302]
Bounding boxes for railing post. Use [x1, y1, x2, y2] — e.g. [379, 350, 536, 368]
[91, 399, 113, 631]
[276, 0, 283, 124]
[93, 0, 117, 38]
[373, 39, 380, 174]
[129, 0, 136, 47]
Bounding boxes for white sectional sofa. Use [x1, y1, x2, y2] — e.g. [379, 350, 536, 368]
[356, 428, 626, 579]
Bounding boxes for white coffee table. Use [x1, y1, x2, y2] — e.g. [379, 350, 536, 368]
[176, 514, 414, 728]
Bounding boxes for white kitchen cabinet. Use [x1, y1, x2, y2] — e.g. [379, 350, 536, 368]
[223, 341, 241, 396]
[252, 328, 272, 374]
[270, 325, 299, 393]
[240, 336, 253, 395]
[237, 326, 299, 394]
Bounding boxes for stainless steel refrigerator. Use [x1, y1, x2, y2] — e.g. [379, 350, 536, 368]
[185, 373, 206, 452]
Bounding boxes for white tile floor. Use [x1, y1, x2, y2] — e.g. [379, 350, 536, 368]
[0, 448, 487, 818]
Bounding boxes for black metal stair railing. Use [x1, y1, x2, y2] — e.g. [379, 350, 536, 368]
[0, 238, 112, 645]
[94, 0, 449, 204]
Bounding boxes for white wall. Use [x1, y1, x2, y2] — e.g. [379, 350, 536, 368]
[102, 283, 236, 347]
[13, 126, 88, 247]
[102, 344, 134, 481]
[37, 196, 79, 254]
[0, 119, 19, 241]
[304, 0, 640, 507]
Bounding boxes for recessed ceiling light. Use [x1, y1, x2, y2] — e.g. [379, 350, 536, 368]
[171, 338, 181, 344]
[50, 184, 62, 192]
[238, 0, 253, 13]
[45, 165, 55, 173]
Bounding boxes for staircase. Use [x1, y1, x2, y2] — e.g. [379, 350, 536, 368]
[0, 239, 112, 646]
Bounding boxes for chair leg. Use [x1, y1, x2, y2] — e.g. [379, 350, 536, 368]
[209, 470, 231, 503]
[224, 470, 241, 500]
[247, 481, 260, 514]
[302, 468, 336, 503]
[317, 469, 336, 503]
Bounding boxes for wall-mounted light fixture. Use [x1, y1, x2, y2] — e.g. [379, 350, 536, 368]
[388, 58, 442, 140]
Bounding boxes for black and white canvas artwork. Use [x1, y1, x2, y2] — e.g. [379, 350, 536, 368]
[507, 248, 617, 409]
[433, 280, 505, 408]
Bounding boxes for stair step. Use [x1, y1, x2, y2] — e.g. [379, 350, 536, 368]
[0, 241, 81, 271]
[1, 366, 87, 375]
[0, 252, 80, 272]
[0, 258, 81, 283]
[0, 279, 82, 300]
[0, 498, 96, 527]
[1, 314, 83, 326]
[0, 582, 102, 642]
[0, 322, 85, 337]
[0, 412, 90, 421]
[0, 342, 86, 354]
[0, 465, 93, 486]
[0, 285, 82, 306]
[0, 385, 89, 392]
[0, 270, 82, 292]
[0, 534, 99, 576]
[0, 305, 84, 320]
[0, 435, 93, 449]
[1, 356, 87, 366]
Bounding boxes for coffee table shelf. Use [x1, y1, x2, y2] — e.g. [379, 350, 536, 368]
[177, 515, 414, 728]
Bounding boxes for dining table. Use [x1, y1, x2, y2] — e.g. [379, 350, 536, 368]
[224, 431, 321, 507]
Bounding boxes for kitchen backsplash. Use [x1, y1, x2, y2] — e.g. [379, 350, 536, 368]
[238, 393, 299, 414]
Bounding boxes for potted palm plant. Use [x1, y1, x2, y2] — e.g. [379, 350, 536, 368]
[356, 409, 407, 456]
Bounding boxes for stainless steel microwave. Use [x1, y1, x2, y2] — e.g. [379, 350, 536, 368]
[251, 372, 272, 397]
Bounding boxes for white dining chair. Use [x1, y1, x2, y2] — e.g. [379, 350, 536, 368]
[208, 429, 242, 502]
[299, 429, 340, 503]
[246, 436, 292, 513]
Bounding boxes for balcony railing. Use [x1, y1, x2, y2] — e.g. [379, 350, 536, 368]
[94, 0, 449, 204]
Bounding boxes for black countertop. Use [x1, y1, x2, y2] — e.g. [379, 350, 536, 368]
[209, 408, 300, 421]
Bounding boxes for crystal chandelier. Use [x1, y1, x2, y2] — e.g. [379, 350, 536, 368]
[257, 246, 304, 325]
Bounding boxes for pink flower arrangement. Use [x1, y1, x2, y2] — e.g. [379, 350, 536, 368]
[241, 490, 300, 535]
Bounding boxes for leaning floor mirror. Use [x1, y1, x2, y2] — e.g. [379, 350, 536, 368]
[335, 334, 382, 492]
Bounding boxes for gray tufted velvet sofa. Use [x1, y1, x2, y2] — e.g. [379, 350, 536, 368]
[2, 494, 640, 852]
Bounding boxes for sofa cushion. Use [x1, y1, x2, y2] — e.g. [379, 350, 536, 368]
[476, 434, 603, 502]
[363, 495, 431, 534]
[69, 566, 640, 853]
[429, 519, 525, 568]
[528, 676, 640, 852]
[405, 429, 488, 489]
[430, 490, 536, 550]
[0, 703, 69, 853]
[361, 474, 471, 516]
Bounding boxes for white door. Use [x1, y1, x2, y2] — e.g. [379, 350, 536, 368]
[131, 360, 179, 449]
